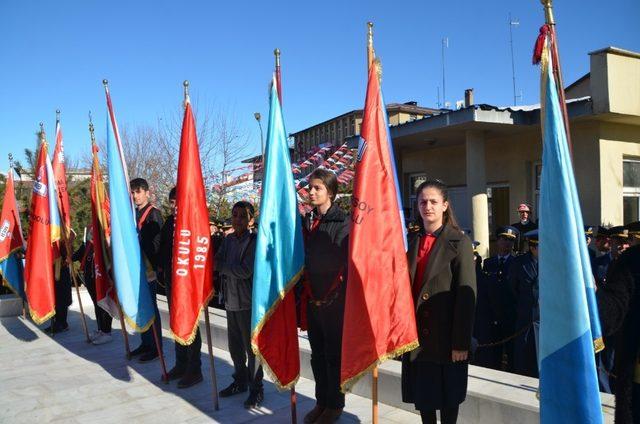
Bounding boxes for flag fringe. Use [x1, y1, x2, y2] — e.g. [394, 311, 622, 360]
[0, 270, 22, 297]
[250, 266, 304, 390]
[171, 289, 215, 346]
[0, 246, 23, 264]
[29, 308, 56, 325]
[123, 312, 155, 334]
[339, 338, 419, 394]
[594, 337, 604, 354]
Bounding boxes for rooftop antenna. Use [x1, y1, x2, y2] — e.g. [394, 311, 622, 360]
[441, 37, 448, 107]
[509, 13, 520, 105]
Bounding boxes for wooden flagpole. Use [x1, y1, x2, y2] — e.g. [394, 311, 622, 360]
[366, 22, 380, 424]
[54, 111, 91, 344]
[88, 118, 131, 358]
[274, 47, 298, 424]
[540, 0, 573, 154]
[204, 308, 220, 410]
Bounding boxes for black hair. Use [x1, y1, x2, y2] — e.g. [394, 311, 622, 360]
[169, 186, 176, 200]
[232, 200, 255, 218]
[130, 178, 149, 191]
[414, 178, 461, 231]
[308, 168, 338, 202]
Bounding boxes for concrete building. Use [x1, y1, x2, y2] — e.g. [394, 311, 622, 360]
[390, 46, 640, 257]
[291, 102, 439, 160]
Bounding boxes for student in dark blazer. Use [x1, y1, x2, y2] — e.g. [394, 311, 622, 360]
[402, 179, 476, 424]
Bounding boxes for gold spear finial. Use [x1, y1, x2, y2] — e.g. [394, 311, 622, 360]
[274, 48, 281, 67]
[541, 0, 555, 25]
[367, 22, 375, 69]
[56, 109, 61, 123]
[183, 80, 190, 106]
[89, 119, 96, 144]
[8, 153, 14, 168]
[39, 122, 46, 145]
[102, 79, 108, 87]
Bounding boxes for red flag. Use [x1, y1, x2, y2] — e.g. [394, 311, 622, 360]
[90, 142, 119, 318]
[170, 100, 214, 345]
[340, 61, 418, 391]
[25, 141, 56, 324]
[52, 120, 71, 232]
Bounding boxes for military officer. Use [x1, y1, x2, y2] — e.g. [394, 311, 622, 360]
[474, 226, 518, 371]
[509, 230, 539, 378]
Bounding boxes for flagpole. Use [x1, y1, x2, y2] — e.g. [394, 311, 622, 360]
[8, 152, 26, 318]
[55, 112, 91, 343]
[203, 308, 220, 410]
[366, 21, 380, 424]
[89, 119, 131, 359]
[273, 50, 297, 424]
[274, 48, 282, 105]
[182, 79, 220, 409]
[540, 0, 573, 153]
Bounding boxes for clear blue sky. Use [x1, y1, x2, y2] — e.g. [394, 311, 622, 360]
[1, 0, 638, 171]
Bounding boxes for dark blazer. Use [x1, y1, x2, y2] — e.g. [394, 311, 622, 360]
[407, 224, 477, 363]
[597, 244, 640, 424]
[303, 204, 349, 300]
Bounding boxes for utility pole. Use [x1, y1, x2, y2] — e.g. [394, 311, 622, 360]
[509, 13, 520, 105]
[441, 37, 448, 107]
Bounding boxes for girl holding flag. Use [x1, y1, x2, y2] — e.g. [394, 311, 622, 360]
[402, 179, 476, 424]
[302, 168, 349, 424]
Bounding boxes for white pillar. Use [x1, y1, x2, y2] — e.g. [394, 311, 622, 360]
[465, 130, 490, 258]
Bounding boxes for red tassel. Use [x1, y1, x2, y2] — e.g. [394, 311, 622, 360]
[533, 24, 550, 64]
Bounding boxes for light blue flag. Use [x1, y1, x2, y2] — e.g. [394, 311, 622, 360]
[538, 40, 603, 423]
[250, 78, 305, 388]
[105, 107, 155, 332]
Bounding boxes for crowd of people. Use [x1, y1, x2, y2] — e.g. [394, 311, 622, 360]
[23, 174, 639, 424]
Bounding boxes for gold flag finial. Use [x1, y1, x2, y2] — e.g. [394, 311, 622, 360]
[102, 79, 109, 87]
[274, 48, 281, 67]
[56, 109, 61, 123]
[541, 0, 555, 25]
[183, 80, 190, 106]
[8, 153, 14, 168]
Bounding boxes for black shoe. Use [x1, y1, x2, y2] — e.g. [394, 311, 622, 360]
[244, 388, 264, 409]
[139, 351, 159, 363]
[167, 366, 186, 381]
[219, 381, 247, 398]
[130, 345, 148, 357]
[45, 324, 69, 334]
[177, 371, 203, 389]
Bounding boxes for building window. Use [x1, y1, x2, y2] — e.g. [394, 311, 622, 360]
[623, 158, 640, 224]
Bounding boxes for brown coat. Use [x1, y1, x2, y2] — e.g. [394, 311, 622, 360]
[407, 224, 477, 363]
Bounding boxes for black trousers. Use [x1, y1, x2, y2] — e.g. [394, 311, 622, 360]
[53, 267, 72, 327]
[307, 295, 345, 409]
[166, 284, 201, 373]
[140, 280, 162, 350]
[85, 276, 112, 333]
[227, 309, 263, 391]
[174, 329, 202, 373]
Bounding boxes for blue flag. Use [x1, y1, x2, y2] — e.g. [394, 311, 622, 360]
[105, 87, 155, 332]
[251, 78, 305, 389]
[537, 30, 603, 423]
